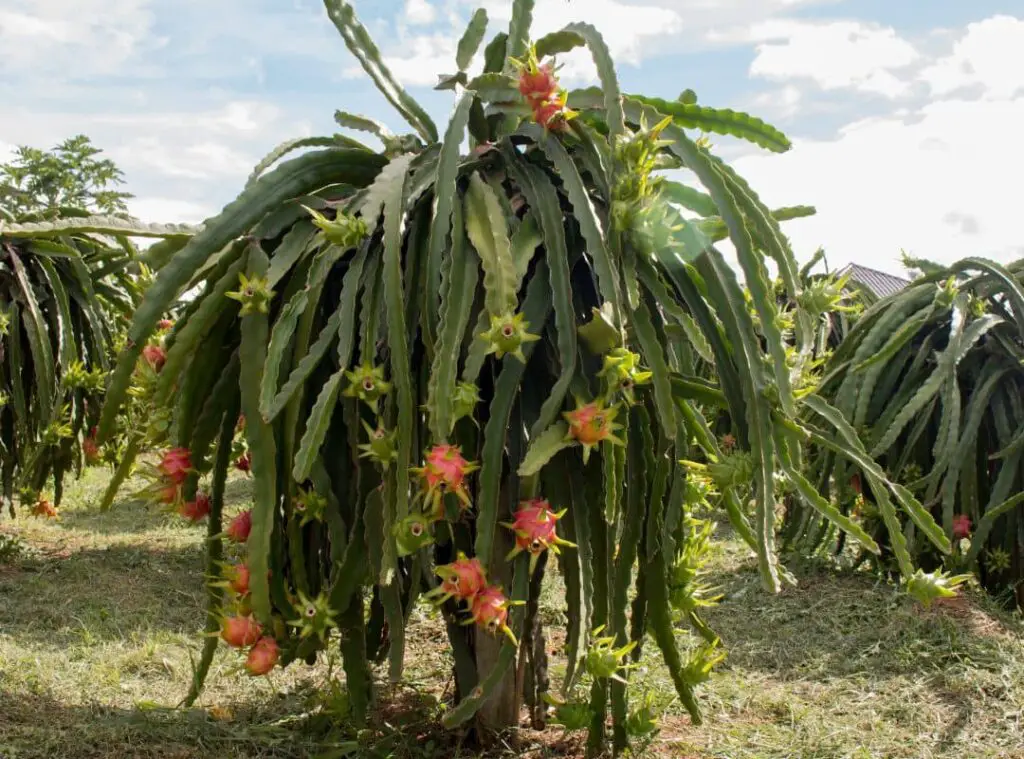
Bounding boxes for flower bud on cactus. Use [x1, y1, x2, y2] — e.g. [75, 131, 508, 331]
[394, 513, 435, 557]
[681, 639, 726, 687]
[625, 693, 659, 737]
[179, 492, 211, 522]
[426, 553, 487, 605]
[357, 421, 399, 469]
[465, 585, 518, 646]
[342, 363, 391, 411]
[480, 311, 540, 364]
[221, 615, 262, 648]
[293, 487, 327, 527]
[543, 693, 593, 732]
[598, 348, 652, 404]
[585, 626, 637, 683]
[502, 498, 575, 572]
[705, 451, 754, 492]
[563, 398, 624, 463]
[904, 568, 971, 609]
[450, 381, 482, 427]
[302, 205, 369, 249]
[245, 636, 279, 676]
[412, 443, 479, 518]
[226, 509, 252, 543]
[287, 590, 338, 641]
[226, 273, 275, 316]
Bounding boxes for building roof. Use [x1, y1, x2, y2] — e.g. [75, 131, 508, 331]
[837, 263, 911, 299]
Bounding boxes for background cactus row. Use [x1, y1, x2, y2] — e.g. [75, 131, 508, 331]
[788, 258, 1024, 607]
[0, 207, 193, 516]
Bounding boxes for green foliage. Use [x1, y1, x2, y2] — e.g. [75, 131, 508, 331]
[0, 135, 133, 217]
[97, 1, 949, 753]
[0, 210, 177, 514]
[791, 257, 1024, 607]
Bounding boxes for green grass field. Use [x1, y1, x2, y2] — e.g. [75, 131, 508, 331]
[1, 466, 1022, 758]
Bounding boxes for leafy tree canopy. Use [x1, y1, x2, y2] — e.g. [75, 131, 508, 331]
[0, 135, 133, 218]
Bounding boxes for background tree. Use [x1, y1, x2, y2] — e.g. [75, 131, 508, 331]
[0, 135, 133, 218]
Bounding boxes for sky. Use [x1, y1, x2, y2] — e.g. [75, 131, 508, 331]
[2, 0, 1023, 276]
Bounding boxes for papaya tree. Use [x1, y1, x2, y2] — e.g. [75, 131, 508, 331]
[97, 0, 953, 752]
[0, 207, 192, 515]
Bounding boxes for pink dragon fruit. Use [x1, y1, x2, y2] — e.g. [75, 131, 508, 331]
[226, 509, 252, 543]
[466, 585, 518, 646]
[142, 344, 166, 371]
[220, 615, 261, 648]
[564, 398, 623, 463]
[245, 636, 279, 676]
[178, 492, 211, 522]
[413, 443, 478, 518]
[428, 554, 488, 605]
[158, 448, 192, 485]
[502, 498, 575, 569]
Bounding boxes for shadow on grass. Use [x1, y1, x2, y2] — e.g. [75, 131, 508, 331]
[703, 559, 1021, 682]
[0, 542, 208, 646]
[0, 688, 330, 759]
[0, 685, 577, 759]
[54, 475, 253, 537]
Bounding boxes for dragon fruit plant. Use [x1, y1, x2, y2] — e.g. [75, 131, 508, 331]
[97, 0, 950, 753]
[0, 205, 190, 515]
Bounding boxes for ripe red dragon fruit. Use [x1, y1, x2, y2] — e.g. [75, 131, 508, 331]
[179, 492, 211, 522]
[245, 636, 279, 676]
[226, 509, 252, 543]
[234, 452, 251, 473]
[142, 344, 166, 371]
[429, 554, 488, 605]
[158, 483, 180, 505]
[467, 585, 518, 646]
[952, 514, 972, 540]
[513, 49, 574, 129]
[563, 398, 623, 463]
[532, 93, 570, 129]
[518, 61, 558, 102]
[228, 563, 250, 596]
[82, 436, 100, 464]
[220, 615, 261, 648]
[413, 443, 478, 518]
[31, 498, 58, 519]
[157, 318, 175, 330]
[158, 448, 192, 485]
[502, 498, 575, 569]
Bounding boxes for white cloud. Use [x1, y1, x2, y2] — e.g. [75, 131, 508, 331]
[477, 0, 682, 77]
[0, 0, 155, 77]
[373, 33, 460, 86]
[372, 0, 683, 86]
[714, 19, 919, 97]
[128, 196, 214, 225]
[920, 15, 1024, 99]
[732, 96, 1024, 271]
[403, 0, 437, 25]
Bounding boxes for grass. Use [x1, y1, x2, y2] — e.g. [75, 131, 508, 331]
[1, 467, 1022, 758]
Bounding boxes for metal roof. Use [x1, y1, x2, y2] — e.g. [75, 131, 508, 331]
[837, 263, 910, 299]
